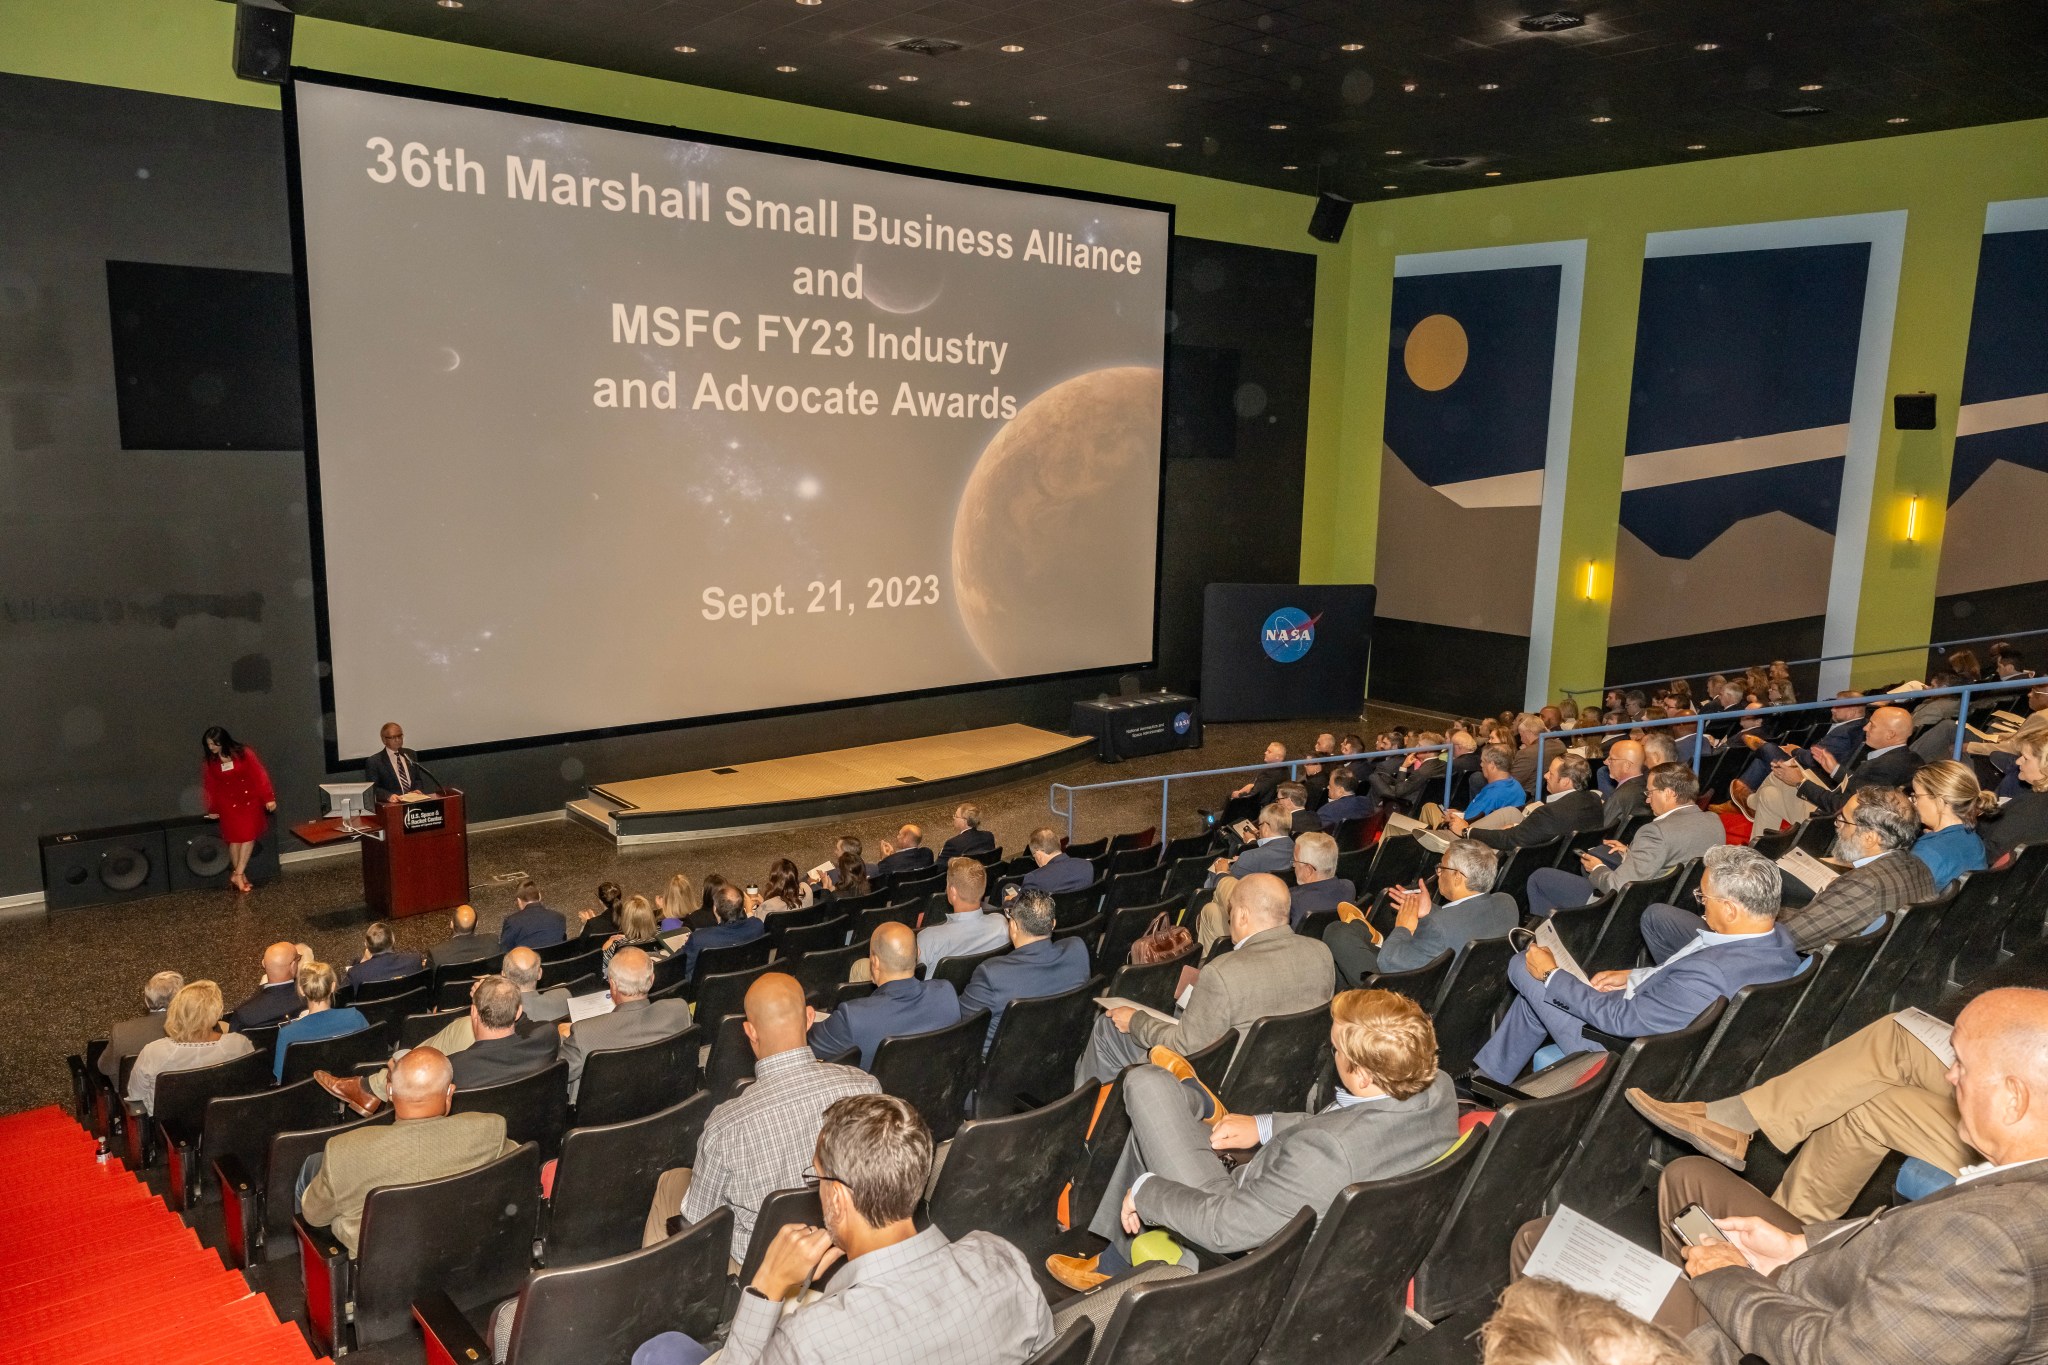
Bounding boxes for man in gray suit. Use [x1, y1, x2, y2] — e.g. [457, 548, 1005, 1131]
[99, 970, 182, 1081]
[1325, 837, 1518, 987]
[1077, 873, 1335, 1085]
[502, 946, 571, 1024]
[559, 947, 692, 1103]
[1525, 763, 1724, 918]
[1048, 988, 1458, 1295]
[1206, 803, 1295, 885]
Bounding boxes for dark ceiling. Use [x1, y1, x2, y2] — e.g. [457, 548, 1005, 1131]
[286, 0, 2048, 201]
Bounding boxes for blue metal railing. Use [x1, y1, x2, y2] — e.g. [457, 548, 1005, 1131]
[1047, 676, 2041, 842]
[1563, 626, 2048, 703]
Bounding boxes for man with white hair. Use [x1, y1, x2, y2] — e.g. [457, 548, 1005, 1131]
[559, 946, 692, 1103]
[100, 970, 184, 1080]
[502, 945, 571, 1023]
[1196, 828, 1352, 950]
[1324, 837, 1517, 988]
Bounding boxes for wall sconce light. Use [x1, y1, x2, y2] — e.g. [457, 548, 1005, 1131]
[1580, 559, 1598, 601]
[1904, 495, 1921, 543]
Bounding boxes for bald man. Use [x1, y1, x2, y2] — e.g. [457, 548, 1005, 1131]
[427, 903, 497, 969]
[1748, 703, 1924, 840]
[1602, 738, 1651, 830]
[869, 822, 936, 880]
[297, 1046, 515, 1256]
[807, 922, 962, 1070]
[642, 972, 877, 1258]
[1574, 989, 2048, 1358]
[228, 942, 305, 1031]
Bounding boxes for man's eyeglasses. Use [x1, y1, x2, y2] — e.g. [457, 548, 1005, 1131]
[799, 1163, 842, 1189]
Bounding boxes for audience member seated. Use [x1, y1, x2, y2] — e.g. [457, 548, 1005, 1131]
[315, 959, 548, 1116]
[228, 942, 304, 1031]
[756, 859, 815, 917]
[1326, 837, 1517, 989]
[1628, 1006, 1978, 1223]
[1299, 731, 1340, 804]
[504, 945, 571, 1023]
[426, 903, 496, 969]
[1429, 743, 1527, 830]
[915, 858, 1008, 973]
[1967, 681, 2048, 764]
[497, 879, 567, 951]
[1191, 804, 1295, 944]
[659, 872, 712, 932]
[869, 823, 936, 880]
[1730, 692, 1868, 804]
[560, 947, 692, 1104]
[601, 895, 674, 977]
[100, 970, 182, 1083]
[1909, 759, 1991, 892]
[1014, 825, 1095, 896]
[1217, 740, 1288, 826]
[1273, 782, 1318, 837]
[1365, 733, 1449, 815]
[1078, 872, 1335, 1085]
[808, 923, 961, 1069]
[340, 921, 427, 993]
[1746, 704, 1921, 838]
[961, 889, 1090, 1055]
[1443, 728, 1484, 808]
[1524, 988, 2048, 1359]
[1508, 713, 1547, 794]
[446, 974, 559, 1090]
[576, 880, 626, 939]
[814, 836, 871, 897]
[640, 971, 877, 1258]
[127, 980, 256, 1115]
[1600, 739, 1649, 821]
[1984, 731, 2048, 864]
[297, 1046, 517, 1258]
[683, 883, 766, 980]
[1049, 989, 1456, 1294]
[1284, 831, 1355, 927]
[1993, 640, 2033, 680]
[938, 802, 997, 861]
[272, 962, 368, 1083]
[1474, 845, 1801, 1084]
[1525, 764, 1724, 919]
[1317, 763, 1375, 828]
[1464, 752, 1605, 848]
[1479, 1276, 1698, 1365]
[638, 1094, 1055, 1365]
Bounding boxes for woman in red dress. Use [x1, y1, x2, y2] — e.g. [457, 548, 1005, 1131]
[201, 726, 276, 893]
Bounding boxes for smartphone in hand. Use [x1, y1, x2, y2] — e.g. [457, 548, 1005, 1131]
[1671, 1204, 1732, 1249]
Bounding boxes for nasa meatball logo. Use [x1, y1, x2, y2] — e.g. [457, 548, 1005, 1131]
[1260, 608, 1319, 663]
[1173, 710, 1193, 735]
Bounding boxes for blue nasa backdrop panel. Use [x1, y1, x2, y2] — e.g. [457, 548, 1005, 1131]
[1200, 583, 1377, 721]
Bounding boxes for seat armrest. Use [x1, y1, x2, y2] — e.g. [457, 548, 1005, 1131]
[295, 1214, 352, 1358]
[1467, 1076, 1530, 1108]
[66, 1054, 90, 1123]
[160, 1117, 202, 1211]
[122, 1101, 149, 1169]
[413, 1288, 494, 1365]
[1584, 1027, 1630, 1051]
[216, 1154, 260, 1270]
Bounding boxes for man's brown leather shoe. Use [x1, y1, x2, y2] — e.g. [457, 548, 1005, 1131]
[1148, 1046, 1230, 1124]
[1728, 778, 1756, 819]
[1046, 1253, 1109, 1293]
[1625, 1088, 1748, 1169]
[314, 1069, 382, 1117]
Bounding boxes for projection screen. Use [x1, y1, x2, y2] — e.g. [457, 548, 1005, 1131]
[288, 75, 1171, 762]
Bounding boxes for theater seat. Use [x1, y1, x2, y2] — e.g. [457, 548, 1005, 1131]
[544, 1092, 710, 1268]
[871, 1009, 990, 1143]
[928, 1083, 1095, 1262]
[1089, 1207, 1316, 1365]
[977, 978, 1105, 1117]
[571, 1024, 702, 1128]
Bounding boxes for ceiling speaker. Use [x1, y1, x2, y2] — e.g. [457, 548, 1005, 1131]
[232, 3, 294, 85]
[1893, 392, 1937, 430]
[1307, 192, 1354, 244]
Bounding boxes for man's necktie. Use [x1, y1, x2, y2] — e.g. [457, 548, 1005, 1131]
[395, 751, 410, 791]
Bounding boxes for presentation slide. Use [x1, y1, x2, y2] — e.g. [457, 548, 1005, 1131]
[289, 77, 1170, 761]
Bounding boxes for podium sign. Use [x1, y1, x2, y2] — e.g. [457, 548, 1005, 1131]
[360, 790, 469, 919]
[400, 800, 447, 834]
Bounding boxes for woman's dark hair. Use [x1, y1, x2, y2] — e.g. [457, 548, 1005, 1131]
[595, 880, 623, 912]
[700, 873, 731, 913]
[763, 858, 805, 908]
[831, 838, 870, 897]
[202, 726, 245, 760]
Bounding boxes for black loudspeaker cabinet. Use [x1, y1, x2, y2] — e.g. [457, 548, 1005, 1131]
[1307, 192, 1354, 244]
[232, 2, 294, 84]
[39, 822, 171, 912]
[164, 814, 281, 891]
[1893, 391, 1937, 430]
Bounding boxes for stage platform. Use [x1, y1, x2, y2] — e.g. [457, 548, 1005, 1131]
[566, 723, 1094, 845]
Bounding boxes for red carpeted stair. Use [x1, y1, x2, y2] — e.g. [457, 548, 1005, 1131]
[0, 1106, 329, 1365]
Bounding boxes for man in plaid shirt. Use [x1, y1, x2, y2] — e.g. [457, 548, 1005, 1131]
[641, 972, 877, 1259]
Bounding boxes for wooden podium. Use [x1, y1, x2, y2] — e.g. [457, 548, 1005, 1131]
[359, 790, 469, 919]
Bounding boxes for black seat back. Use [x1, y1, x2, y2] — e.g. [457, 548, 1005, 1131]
[737, 1187, 829, 1287]
[153, 1049, 272, 1138]
[1065, 835, 1110, 862]
[1334, 845, 1373, 888]
[1219, 1002, 1332, 1116]
[1161, 854, 1216, 905]
[1100, 900, 1181, 975]
[1412, 1064, 1614, 1320]
[345, 969, 432, 1004]
[277, 1020, 395, 1087]
[1027, 1321, 1095, 1365]
[1554, 828, 1607, 869]
[1255, 1132, 1484, 1364]
[871, 1010, 991, 1143]
[1764, 920, 1890, 1072]
[354, 988, 433, 1032]
[1108, 847, 1165, 882]
[1106, 948, 1194, 1014]
[1428, 937, 1516, 1076]
[201, 1077, 344, 1199]
[1106, 826, 1158, 855]
[1585, 864, 1686, 973]
[693, 961, 774, 1027]
[1092, 1208, 1316, 1365]
[1948, 861, 2029, 986]
[690, 937, 773, 987]
[1162, 830, 1216, 863]
[855, 901, 921, 937]
[541, 949, 605, 990]
[649, 949, 693, 998]
[353, 1142, 541, 1345]
[932, 945, 1008, 994]
[401, 1010, 467, 1049]
[546, 1093, 711, 1268]
[1053, 880, 1108, 926]
[774, 916, 853, 958]
[1546, 891, 1614, 968]
[1494, 838, 1564, 908]
[1753, 824, 1801, 859]
[977, 979, 1104, 1117]
[1364, 834, 1440, 899]
[1365, 948, 1454, 1010]
[1052, 915, 1105, 958]
[506, 1206, 732, 1364]
[432, 954, 503, 990]
[537, 936, 594, 963]
[266, 1113, 391, 1250]
[451, 1059, 571, 1159]
[1838, 887, 1956, 1034]
[702, 1013, 755, 1104]
[573, 1025, 704, 1128]
[1678, 968, 1815, 1099]
[1547, 1000, 1725, 1220]
[928, 1084, 1096, 1260]
[788, 942, 865, 1002]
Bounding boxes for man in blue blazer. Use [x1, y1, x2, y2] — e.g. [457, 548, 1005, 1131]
[1474, 844, 1804, 1084]
[807, 922, 960, 1069]
[1205, 805, 1295, 888]
[340, 921, 426, 992]
[1016, 827, 1096, 895]
[960, 889, 1092, 1054]
[867, 824, 937, 881]
[1315, 766, 1375, 829]
[497, 880, 566, 952]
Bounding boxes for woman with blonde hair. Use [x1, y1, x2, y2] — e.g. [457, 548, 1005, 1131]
[603, 894, 672, 976]
[126, 980, 254, 1114]
[655, 872, 696, 932]
[1909, 759, 1992, 892]
[1984, 730, 2048, 864]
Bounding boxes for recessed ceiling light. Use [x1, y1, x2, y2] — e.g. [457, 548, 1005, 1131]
[897, 73, 918, 81]
[1517, 11, 1586, 32]
[1028, 113, 1048, 121]
[867, 83, 888, 90]
[796, 0, 821, 5]
[776, 65, 798, 73]
[1168, 82, 1187, 90]
[951, 99, 971, 106]
[1267, 122, 1288, 130]
[1401, 81, 1418, 92]
[1693, 41, 1719, 51]
[1385, 148, 1402, 155]
[1282, 164, 1299, 170]
[673, 44, 697, 53]
[1888, 116, 1910, 124]
[1800, 83, 1824, 91]
[1340, 42, 1365, 51]
[1382, 184, 1398, 190]
[1484, 170, 1502, 176]
[1479, 82, 1500, 90]
[1000, 43, 1024, 53]
[436, 0, 461, 8]
[1590, 115, 1612, 123]
[1165, 140, 1183, 148]
[1686, 142, 1706, 150]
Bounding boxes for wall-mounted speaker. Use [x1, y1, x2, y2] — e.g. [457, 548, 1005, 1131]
[164, 814, 281, 891]
[1893, 391, 1937, 430]
[39, 822, 171, 912]
[1307, 193, 1354, 244]
[232, 3, 295, 85]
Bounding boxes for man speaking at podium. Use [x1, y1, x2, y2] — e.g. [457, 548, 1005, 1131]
[365, 721, 441, 804]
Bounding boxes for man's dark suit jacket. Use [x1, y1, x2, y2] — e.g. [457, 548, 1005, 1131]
[1317, 794, 1375, 830]
[938, 828, 997, 862]
[228, 980, 302, 1032]
[959, 936, 1092, 1052]
[449, 1024, 560, 1090]
[342, 949, 427, 992]
[364, 746, 439, 804]
[1603, 774, 1649, 831]
[1370, 757, 1449, 813]
[1288, 876, 1358, 929]
[427, 931, 498, 970]
[499, 902, 567, 952]
[1809, 718, 1868, 766]
[1287, 808, 1320, 837]
[1472, 788, 1606, 852]
[807, 976, 962, 1070]
[1984, 790, 2048, 864]
[1021, 853, 1095, 895]
[1795, 745, 1924, 818]
[871, 846, 937, 880]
